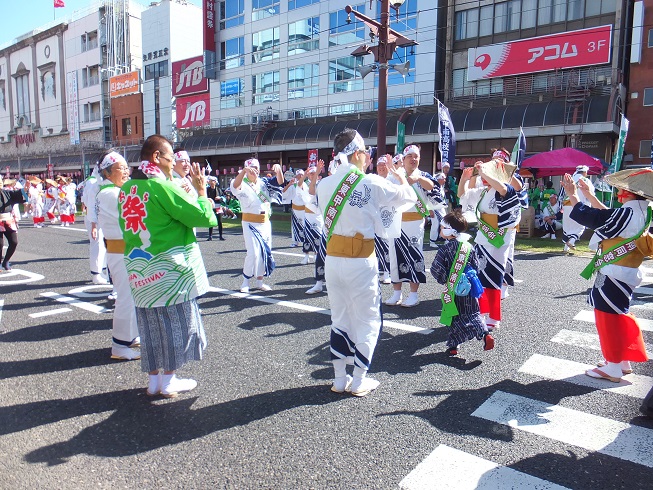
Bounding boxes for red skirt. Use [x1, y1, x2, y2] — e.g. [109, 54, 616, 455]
[594, 309, 648, 363]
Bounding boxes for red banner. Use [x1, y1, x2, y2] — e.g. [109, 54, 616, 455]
[176, 93, 210, 129]
[308, 149, 318, 167]
[54, 0, 65, 8]
[467, 25, 612, 81]
[172, 56, 208, 97]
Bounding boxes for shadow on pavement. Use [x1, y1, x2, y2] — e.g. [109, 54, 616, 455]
[0, 348, 114, 379]
[18, 384, 339, 465]
[0, 319, 111, 342]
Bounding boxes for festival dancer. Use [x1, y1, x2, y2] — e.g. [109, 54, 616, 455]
[561, 165, 594, 252]
[82, 168, 108, 284]
[468, 158, 520, 330]
[206, 177, 225, 241]
[43, 178, 58, 224]
[296, 163, 326, 294]
[283, 170, 307, 253]
[119, 135, 217, 397]
[230, 158, 284, 293]
[374, 155, 392, 284]
[428, 172, 448, 247]
[311, 129, 415, 396]
[385, 144, 435, 308]
[93, 150, 140, 360]
[27, 176, 45, 228]
[56, 176, 73, 227]
[0, 180, 26, 270]
[431, 210, 494, 356]
[561, 169, 653, 382]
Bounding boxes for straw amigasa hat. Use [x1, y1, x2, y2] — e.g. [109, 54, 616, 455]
[604, 168, 653, 200]
[45, 178, 58, 187]
[27, 176, 42, 184]
[473, 159, 518, 184]
[3, 178, 16, 187]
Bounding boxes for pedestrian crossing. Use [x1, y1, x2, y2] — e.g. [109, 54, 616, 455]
[400, 293, 653, 489]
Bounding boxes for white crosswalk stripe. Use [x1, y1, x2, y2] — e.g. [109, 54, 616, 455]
[399, 444, 570, 490]
[573, 309, 653, 332]
[471, 390, 653, 469]
[550, 328, 653, 353]
[519, 353, 653, 399]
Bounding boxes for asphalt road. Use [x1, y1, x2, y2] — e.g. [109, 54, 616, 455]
[1, 219, 653, 489]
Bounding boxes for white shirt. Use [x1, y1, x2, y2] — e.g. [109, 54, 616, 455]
[96, 184, 123, 240]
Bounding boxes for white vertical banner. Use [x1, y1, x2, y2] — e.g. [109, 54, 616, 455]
[67, 71, 79, 145]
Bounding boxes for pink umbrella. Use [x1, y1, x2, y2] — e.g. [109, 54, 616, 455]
[522, 148, 607, 178]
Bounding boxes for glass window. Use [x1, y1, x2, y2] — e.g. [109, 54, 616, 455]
[288, 0, 319, 10]
[220, 78, 244, 109]
[644, 88, 653, 106]
[329, 103, 363, 116]
[288, 17, 320, 55]
[252, 0, 279, 21]
[329, 4, 366, 46]
[391, 0, 418, 31]
[387, 47, 415, 86]
[288, 63, 319, 99]
[649, 29, 653, 48]
[553, 0, 566, 22]
[538, 0, 552, 25]
[220, 37, 244, 70]
[15, 74, 30, 118]
[479, 5, 493, 36]
[639, 140, 653, 159]
[328, 56, 363, 94]
[601, 0, 616, 14]
[252, 27, 280, 63]
[507, 0, 521, 31]
[219, 0, 244, 29]
[585, 0, 600, 16]
[495, 2, 508, 33]
[567, 0, 583, 21]
[122, 118, 132, 136]
[522, 0, 537, 29]
[252, 71, 280, 105]
[452, 68, 473, 97]
[144, 61, 168, 81]
[455, 8, 479, 40]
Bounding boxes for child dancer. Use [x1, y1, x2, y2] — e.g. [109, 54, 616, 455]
[430, 210, 495, 356]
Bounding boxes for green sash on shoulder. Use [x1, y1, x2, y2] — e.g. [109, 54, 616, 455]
[412, 184, 430, 218]
[475, 190, 506, 248]
[440, 241, 472, 327]
[244, 177, 271, 216]
[580, 206, 652, 280]
[323, 168, 364, 242]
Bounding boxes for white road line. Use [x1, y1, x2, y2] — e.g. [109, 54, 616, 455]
[271, 251, 305, 258]
[53, 226, 87, 233]
[634, 286, 653, 295]
[0, 269, 45, 285]
[551, 328, 653, 352]
[40, 292, 110, 314]
[573, 309, 653, 332]
[519, 354, 653, 399]
[206, 286, 433, 334]
[29, 307, 73, 318]
[472, 390, 653, 469]
[399, 444, 569, 490]
[0, 299, 3, 325]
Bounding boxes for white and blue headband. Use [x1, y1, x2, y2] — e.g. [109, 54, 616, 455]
[99, 151, 126, 170]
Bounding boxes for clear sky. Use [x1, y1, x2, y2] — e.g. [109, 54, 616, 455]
[0, 0, 202, 47]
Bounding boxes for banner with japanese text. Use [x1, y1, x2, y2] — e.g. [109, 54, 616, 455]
[437, 100, 456, 167]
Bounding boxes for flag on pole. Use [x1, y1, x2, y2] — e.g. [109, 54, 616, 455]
[54, 0, 65, 7]
[607, 115, 629, 174]
[511, 127, 526, 168]
[204, 159, 212, 174]
[436, 99, 456, 167]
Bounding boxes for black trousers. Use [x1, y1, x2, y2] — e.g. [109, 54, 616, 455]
[208, 212, 223, 238]
[0, 229, 18, 265]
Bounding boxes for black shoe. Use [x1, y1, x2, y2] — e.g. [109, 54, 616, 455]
[219, 236, 225, 241]
[207, 237, 213, 241]
[2, 262, 10, 271]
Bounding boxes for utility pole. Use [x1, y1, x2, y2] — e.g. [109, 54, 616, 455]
[345, 1, 416, 156]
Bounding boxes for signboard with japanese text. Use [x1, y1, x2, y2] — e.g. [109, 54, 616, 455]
[176, 93, 211, 129]
[109, 71, 140, 98]
[67, 71, 79, 145]
[172, 56, 208, 97]
[203, 0, 217, 79]
[467, 25, 612, 81]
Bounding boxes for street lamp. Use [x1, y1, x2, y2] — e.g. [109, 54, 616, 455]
[345, 1, 417, 156]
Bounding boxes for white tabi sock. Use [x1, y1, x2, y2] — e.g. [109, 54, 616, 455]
[332, 358, 347, 378]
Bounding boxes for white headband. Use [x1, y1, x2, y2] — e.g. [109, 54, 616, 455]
[336, 132, 365, 166]
[245, 158, 260, 169]
[575, 165, 589, 173]
[377, 155, 388, 164]
[392, 154, 404, 164]
[403, 145, 420, 157]
[174, 150, 190, 162]
[100, 151, 126, 170]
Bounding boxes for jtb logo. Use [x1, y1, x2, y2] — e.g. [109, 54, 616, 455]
[175, 61, 204, 93]
[181, 101, 207, 126]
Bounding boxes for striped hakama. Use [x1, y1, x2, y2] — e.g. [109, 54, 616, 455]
[136, 299, 206, 372]
[374, 235, 390, 275]
[243, 222, 275, 278]
[389, 221, 426, 283]
[431, 238, 487, 348]
[304, 217, 326, 281]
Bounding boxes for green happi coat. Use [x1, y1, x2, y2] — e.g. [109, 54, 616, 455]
[118, 176, 217, 308]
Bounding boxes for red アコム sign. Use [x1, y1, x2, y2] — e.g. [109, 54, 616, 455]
[467, 25, 612, 81]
